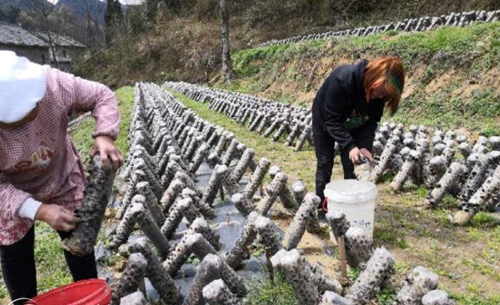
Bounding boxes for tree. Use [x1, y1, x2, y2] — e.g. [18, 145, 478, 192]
[0, 5, 21, 24]
[165, 0, 182, 14]
[73, 0, 106, 48]
[220, 0, 233, 83]
[24, 0, 59, 68]
[104, 0, 123, 45]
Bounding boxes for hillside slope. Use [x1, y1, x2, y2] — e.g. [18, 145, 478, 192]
[224, 22, 500, 136]
[74, 1, 499, 88]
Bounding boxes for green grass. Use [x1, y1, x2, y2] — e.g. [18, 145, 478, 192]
[0, 271, 8, 299]
[374, 226, 409, 249]
[170, 90, 318, 190]
[452, 293, 500, 305]
[0, 87, 135, 302]
[232, 41, 324, 77]
[470, 213, 497, 227]
[394, 261, 411, 274]
[394, 87, 500, 135]
[0, 223, 74, 299]
[229, 22, 500, 133]
[377, 288, 397, 305]
[461, 258, 500, 281]
[71, 117, 96, 165]
[467, 228, 483, 241]
[34, 223, 73, 292]
[114, 87, 136, 155]
[71, 86, 135, 164]
[246, 269, 299, 305]
[414, 187, 427, 198]
[347, 266, 361, 281]
[234, 22, 500, 72]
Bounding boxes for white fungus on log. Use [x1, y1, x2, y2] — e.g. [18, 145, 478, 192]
[393, 266, 439, 305]
[202, 279, 243, 305]
[345, 247, 395, 305]
[421, 290, 456, 305]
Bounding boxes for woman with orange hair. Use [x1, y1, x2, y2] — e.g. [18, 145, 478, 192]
[312, 56, 405, 205]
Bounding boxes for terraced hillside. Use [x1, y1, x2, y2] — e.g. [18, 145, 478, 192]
[226, 21, 500, 137]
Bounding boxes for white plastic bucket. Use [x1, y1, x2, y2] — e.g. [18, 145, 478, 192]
[324, 179, 378, 238]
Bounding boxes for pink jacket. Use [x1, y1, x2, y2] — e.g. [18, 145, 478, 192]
[0, 67, 120, 245]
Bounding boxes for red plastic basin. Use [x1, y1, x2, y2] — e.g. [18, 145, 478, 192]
[27, 279, 111, 305]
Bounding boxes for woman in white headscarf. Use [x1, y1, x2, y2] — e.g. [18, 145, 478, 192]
[0, 51, 123, 304]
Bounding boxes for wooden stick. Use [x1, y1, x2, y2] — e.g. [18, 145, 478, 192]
[338, 236, 348, 284]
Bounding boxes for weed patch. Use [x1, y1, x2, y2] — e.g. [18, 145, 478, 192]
[451, 293, 500, 305]
[246, 269, 299, 305]
[470, 213, 497, 227]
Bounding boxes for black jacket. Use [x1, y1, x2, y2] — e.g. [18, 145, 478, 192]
[312, 59, 384, 152]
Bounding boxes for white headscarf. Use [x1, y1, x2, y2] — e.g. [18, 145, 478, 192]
[0, 51, 47, 124]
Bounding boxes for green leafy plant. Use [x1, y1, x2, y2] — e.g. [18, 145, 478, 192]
[377, 288, 397, 305]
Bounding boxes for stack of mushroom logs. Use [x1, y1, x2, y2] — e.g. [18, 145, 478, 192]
[369, 122, 500, 226]
[164, 82, 313, 151]
[109, 82, 455, 305]
[165, 82, 500, 226]
[257, 10, 500, 48]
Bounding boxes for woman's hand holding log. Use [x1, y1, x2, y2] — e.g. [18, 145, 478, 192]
[349, 147, 374, 164]
[349, 147, 361, 164]
[35, 204, 81, 232]
[91, 136, 123, 171]
[359, 148, 374, 163]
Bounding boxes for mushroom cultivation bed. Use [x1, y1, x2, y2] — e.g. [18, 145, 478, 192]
[165, 82, 313, 152]
[79, 82, 462, 305]
[165, 82, 500, 227]
[256, 10, 500, 48]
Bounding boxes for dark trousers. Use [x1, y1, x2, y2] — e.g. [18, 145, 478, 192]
[313, 128, 356, 203]
[0, 225, 98, 305]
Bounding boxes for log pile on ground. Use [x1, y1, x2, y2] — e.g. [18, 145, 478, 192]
[256, 10, 500, 48]
[165, 82, 313, 151]
[370, 123, 500, 226]
[165, 82, 500, 226]
[98, 82, 457, 305]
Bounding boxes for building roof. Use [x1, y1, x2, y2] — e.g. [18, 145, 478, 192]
[0, 22, 48, 47]
[34, 31, 86, 48]
[0, 23, 86, 49]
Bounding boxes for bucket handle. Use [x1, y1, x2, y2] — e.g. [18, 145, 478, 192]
[10, 298, 40, 305]
[322, 198, 328, 212]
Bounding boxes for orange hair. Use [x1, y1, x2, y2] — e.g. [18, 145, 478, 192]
[363, 56, 405, 116]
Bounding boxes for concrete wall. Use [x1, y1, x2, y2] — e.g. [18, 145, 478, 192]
[0, 44, 50, 65]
